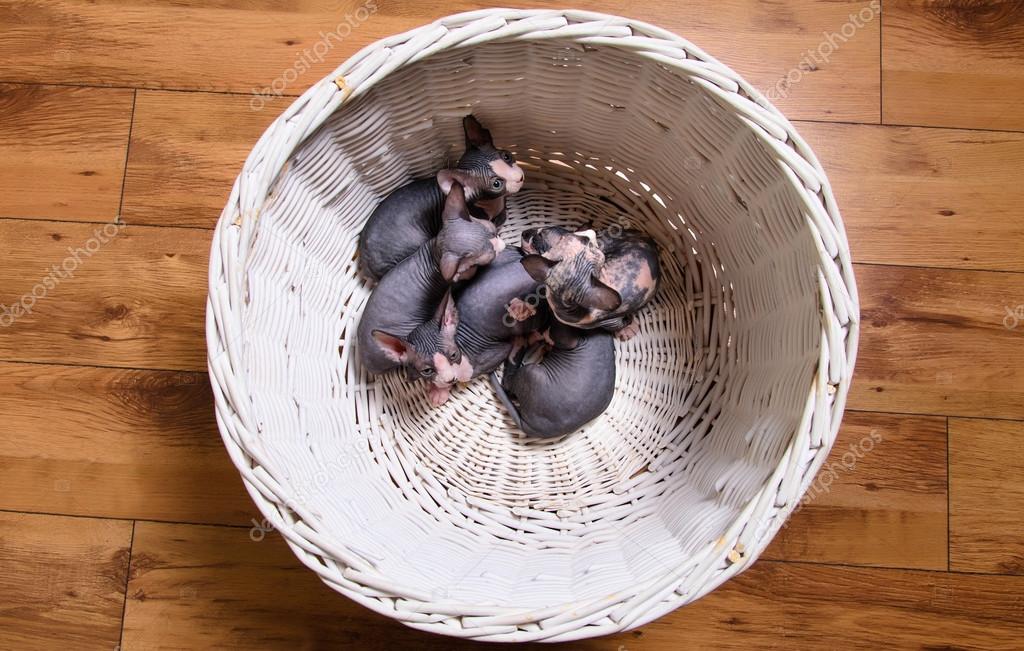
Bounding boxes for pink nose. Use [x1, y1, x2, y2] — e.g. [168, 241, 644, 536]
[434, 365, 458, 386]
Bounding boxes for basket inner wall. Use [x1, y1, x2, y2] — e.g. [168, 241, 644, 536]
[239, 39, 820, 607]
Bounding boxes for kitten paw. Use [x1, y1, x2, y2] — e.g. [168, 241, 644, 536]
[506, 297, 537, 322]
[508, 335, 528, 361]
[427, 384, 451, 407]
[615, 321, 641, 341]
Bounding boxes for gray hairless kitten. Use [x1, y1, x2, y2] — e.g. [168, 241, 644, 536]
[356, 183, 504, 405]
[449, 247, 549, 382]
[490, 321, 615, 438]
[358, 115, 525, 282]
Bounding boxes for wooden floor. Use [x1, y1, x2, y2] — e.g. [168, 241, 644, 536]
[2, 1, 1023, 648]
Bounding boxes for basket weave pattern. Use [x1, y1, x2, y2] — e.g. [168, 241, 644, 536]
[206, 8, 859, 642]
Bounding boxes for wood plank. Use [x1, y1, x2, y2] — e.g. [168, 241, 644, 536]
[121, 90, 286, 228]
[122, 522, 488, 650]
[799, 122, 1024, 272]
[850, 264, 1024, 419]
[123, 522, 1024, 649]
[0, 0, 384, 94]
[131, 30, 885, 232]
[0, 84, 133, 222]
[0, 219, 208, 371]
[641, 562, 1024, 650]
[950, 418, 1024, 574]
[0, 511, 132, 650]
[763, 411, 947, 570]
[0, 362, 253, 525]
[0, 0, 879, 123]
[883, 0, 1024, 131]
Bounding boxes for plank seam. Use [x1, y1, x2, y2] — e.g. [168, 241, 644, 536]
[946, 417, 951, 572]
[117, 520, 136, 650]
[117, 90, 138, 225]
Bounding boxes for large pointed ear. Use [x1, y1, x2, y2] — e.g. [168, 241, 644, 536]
[463, 115, 493, 149]
[442, 252, 488, 283]
[574, 229, 598, 246]
[580, 277, 622, 312]
[440, 251, 461, 283]
[436, 170, 474, 201]
[520, 254, 558, 283]
[434, 290, 459, 337]
[371, 330, 410, 363]
[436, 169, 456, 194]
[441, 181, 471, 222]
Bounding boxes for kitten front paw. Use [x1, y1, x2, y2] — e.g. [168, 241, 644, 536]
[615, 321, 641, 341]
[506, 297, 537, 322]
[427, 384, 452, 407]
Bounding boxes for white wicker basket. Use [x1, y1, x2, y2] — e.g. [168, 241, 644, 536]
[206, 8, 859, 642]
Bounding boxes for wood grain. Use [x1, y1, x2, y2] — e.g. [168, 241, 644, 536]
[122, 90, 286, 228]
[799, 122, 1024, 272]
[0, 84, 133, 221]
[950, 418, 1024, 575]
[0, 0, 879, 123]
[647, 561, 1024, 650]
[2, 1, 1023, 647]
[122, 521, 489, 650]
[850, 263, 1024, 419]
[0, 362, 252, 525]
[883, 0, 1024, 131]
[122, 522, 1024, 650]
[0, 219, 209, 371]
[0, 511, 132, 650]
[763, 411, 947, 570]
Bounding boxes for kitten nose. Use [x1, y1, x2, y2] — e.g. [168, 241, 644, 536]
[434, 366, 456, 385]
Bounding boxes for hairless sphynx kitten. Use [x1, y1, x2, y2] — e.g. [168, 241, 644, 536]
[356, 183, 505, 405]
[490, 320, 615, 438]
[358, 115, 525, 282]
[448, 246, 550, 383]
[520, 226, 660, 340]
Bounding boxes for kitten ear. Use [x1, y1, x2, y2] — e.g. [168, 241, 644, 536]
[520, 254, 557, 283]
[574, 229, 598, 246]
[436, 169, 456, 194]
[439, 251, 461, 283]
[443, 253, 488, 283]
[581, 277, 621, 312]
[463, 114, 494, 148]
[435, 290, 459, 338]
[441, 181, 471, 222]
[372, 330, 410, 363]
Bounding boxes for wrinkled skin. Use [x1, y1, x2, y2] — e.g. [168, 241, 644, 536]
[356, 183, 504, 396]
[367, 291, 469, 406]
[358, 115, 525, 281]
[520, 226, 660, 338]
[491, 321, 616, 438]
[450, 247, 549, 381]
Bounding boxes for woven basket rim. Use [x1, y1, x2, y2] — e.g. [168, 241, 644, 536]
[205, 7, 860, 641]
